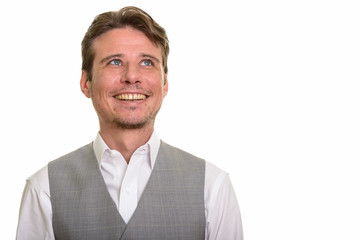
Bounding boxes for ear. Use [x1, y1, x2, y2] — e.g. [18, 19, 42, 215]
[80, 71, 91, 98]
[163, 73, 168, 98]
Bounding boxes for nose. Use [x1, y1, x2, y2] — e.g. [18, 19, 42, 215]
[121, 63, 140, 84]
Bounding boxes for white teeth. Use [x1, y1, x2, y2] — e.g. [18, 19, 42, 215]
[115, 94, 147, 100]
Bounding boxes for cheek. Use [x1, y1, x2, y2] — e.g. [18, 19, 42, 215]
[151, 83, 166, 98]
[93, 67, 120, 83]
[91, 72, 116, 93]
[89, 82, 110, 107]
[148, 72, 166, 90]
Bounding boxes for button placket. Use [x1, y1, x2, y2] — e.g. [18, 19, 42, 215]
[119, 159, 139, 223]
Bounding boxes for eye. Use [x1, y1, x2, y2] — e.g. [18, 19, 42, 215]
[109, 59, 122, 66]
[140, 59, 153, 66]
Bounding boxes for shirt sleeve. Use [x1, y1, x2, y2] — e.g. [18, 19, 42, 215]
[16, 166, 55, 240]
[205, 162, 244, 240]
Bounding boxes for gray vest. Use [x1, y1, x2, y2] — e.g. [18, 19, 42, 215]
[48, 141, 205, 240]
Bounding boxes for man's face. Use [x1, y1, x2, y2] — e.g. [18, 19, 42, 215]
[81, 27, 168, 129]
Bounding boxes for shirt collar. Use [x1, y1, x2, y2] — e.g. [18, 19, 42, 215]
[93, 131, 160, 169]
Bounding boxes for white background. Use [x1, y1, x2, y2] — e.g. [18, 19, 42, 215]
[1, 0, 359, 239]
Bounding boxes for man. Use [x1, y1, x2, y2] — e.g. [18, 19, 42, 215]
[16, 6, 243, 240]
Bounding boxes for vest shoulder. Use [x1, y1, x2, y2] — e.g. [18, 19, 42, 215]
[160, 141, 205, 165]
[49, 143, 94, 166]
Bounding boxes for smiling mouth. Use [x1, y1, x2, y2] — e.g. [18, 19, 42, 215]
[114, 93, 147, 101]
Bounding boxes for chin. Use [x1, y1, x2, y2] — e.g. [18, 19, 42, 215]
[113, 117, 153, 130]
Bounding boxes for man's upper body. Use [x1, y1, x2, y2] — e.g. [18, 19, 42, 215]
[16, 132, 243, 239]
[16, 6, 243, 239]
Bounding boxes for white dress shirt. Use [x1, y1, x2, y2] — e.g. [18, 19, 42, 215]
[16, 132, 243, 240]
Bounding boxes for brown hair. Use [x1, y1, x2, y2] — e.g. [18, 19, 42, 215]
[81, 6, 169, 81]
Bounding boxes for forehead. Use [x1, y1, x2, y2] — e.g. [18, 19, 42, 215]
[92, 27, 162, 61]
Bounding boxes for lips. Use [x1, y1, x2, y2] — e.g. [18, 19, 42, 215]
[114, 93, 147, 101]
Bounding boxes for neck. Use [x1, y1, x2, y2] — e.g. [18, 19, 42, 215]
[99, 124, 154, 163]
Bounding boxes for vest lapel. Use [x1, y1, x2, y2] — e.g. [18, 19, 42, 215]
[91, 147, 127, 227]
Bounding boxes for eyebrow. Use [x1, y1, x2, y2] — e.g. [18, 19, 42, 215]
[140, 54, 161, 63]
[99, 53, 161, 64]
